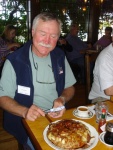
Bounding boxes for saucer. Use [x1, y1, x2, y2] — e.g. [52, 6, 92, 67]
[99, 132, 113, 147]
[73, 109, 94, 119]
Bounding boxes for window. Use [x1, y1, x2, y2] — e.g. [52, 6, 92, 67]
[0, 0, 30, 43]
[98, 0, 113, 39]
[40, 0, 90, 41]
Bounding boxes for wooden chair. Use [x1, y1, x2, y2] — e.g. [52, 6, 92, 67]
[84, 51, 99, 104]
[110, 96, 113, 101]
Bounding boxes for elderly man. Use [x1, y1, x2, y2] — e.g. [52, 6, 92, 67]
[0, 12, 76, 149]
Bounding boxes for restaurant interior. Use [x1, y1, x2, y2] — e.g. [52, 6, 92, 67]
[0, 0, 113, 149]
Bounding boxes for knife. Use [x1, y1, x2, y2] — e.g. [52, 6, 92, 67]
[44, 106, 65, 113]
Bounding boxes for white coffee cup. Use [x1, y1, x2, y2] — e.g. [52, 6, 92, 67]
[77, 106, 89, 117]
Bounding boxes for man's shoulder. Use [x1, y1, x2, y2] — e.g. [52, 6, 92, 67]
[53, 46, 65, 55]
[50, 47, 65, 62]
[97, 35, 107, 43]
[9, 41, 31, 56]
[7, 46, 24, 59]
[97, 44, 112, 62]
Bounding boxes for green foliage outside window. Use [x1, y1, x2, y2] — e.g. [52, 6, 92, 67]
[40, 0, 90, 41]
[0, 0, 90, 43]
[0, 0, 28, 44]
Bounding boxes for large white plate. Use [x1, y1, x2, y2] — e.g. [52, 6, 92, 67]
[43, 119, 99, 150]
[99, 132, 113, 147]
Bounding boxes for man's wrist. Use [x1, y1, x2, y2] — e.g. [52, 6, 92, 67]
[59, 96, 66, 105]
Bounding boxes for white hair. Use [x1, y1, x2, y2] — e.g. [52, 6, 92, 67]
[32, 12, 62, 35]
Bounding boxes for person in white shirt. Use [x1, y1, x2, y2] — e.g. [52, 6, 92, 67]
[89, 43, 113, 103]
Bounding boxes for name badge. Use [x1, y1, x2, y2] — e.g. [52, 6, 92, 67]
[18, 85, 30, 96]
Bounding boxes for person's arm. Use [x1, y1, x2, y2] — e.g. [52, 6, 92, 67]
[58, 39, 73, 52]
[0, 96, 28, 118]
[7, 42, 20, 50]
[0, 96, 45, 121]
[104, 86, 113, 96]
[55, 85, 75, 105]
[54, 56, 76, 105]
[0, 60, 45, 121]
[0, 38, 9, 53]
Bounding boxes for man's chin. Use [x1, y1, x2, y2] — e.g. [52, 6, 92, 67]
[39, 51, 50, 57]
[34, 46, 54, 57]
[40, 48, 53, 54]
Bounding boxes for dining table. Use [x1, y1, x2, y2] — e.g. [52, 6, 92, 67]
[22, 100, 113, 150]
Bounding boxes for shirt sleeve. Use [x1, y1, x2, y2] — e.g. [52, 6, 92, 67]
[98, 60, 113, 91]
[0, 38, 10, 66]
[0, 60, 17, 98]
[64, 57, 76, 88]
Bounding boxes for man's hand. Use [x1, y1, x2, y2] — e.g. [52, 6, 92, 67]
[48, 108, 66, 118]
[48, 86, 75, 118]
[48, 97, 66, 118]
[25, 105, 45, 121]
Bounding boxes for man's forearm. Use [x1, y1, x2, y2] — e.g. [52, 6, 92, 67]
[0, 96, 28, 118]
[60, 86, 75, 104]
[104, 86, 113, 96]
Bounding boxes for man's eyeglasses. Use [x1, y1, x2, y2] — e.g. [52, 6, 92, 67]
[32, 51, 55, 84]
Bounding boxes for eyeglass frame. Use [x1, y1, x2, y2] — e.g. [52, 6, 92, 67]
[31, 50, 55, 84]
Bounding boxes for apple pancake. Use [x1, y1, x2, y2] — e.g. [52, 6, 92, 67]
[47, 119, 91, 149]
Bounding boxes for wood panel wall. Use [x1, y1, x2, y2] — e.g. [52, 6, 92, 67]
[88, 0, 101, 44]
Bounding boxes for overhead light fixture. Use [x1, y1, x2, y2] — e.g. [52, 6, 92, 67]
[100, 0, 103, 3]
[84, 0, 87, 3]
[83, 6, 86, 11]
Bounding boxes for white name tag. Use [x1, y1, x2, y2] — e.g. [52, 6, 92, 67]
[18, 85, 30, 96]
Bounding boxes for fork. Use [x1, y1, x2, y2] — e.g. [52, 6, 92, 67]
[107, 112, 113, 117]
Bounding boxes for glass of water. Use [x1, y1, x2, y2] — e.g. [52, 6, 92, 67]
[95, 101, 108, 123]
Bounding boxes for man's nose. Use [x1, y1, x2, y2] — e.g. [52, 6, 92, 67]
[44, 35, 50, 43]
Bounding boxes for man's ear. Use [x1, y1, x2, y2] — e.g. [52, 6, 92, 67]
[32, 29, 34, 37]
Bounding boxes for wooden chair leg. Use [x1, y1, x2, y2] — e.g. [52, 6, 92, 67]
[18, 143, 24, 150]
[18, 143, 33, 150]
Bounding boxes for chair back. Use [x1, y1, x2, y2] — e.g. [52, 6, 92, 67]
[110, 96, 113, 101]
[85, 52, 99, 104]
